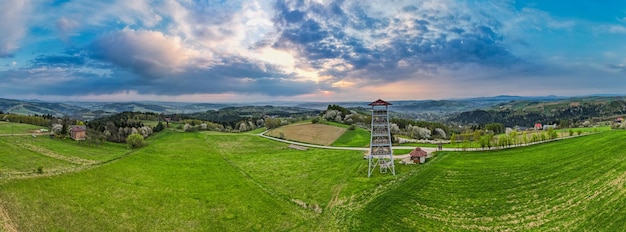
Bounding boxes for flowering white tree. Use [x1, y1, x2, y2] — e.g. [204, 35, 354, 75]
[407, 125, 431, 139]
[390, 123, 400, 134]
[238, 122, 248, 131]
[417, 127, 431, 139]
[51, 123, 63, 134]
[323, 110, 342, 122]
[434, 128, 446, 139]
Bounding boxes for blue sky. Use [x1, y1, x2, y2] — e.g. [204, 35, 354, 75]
[1, 0, 625, 102]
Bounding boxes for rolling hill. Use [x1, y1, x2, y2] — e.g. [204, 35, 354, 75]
[1, 128, 624, 230]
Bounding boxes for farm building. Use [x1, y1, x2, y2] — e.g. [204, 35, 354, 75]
[409, 147, 428, 164]
[534, 123, 542, 130]
[542, 124, 557, 130]
[70, 125, 86, 141]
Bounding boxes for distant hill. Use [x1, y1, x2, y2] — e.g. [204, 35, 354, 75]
[2, 95, 625, 123]
[0, 98, 87, 117]
[0, 99, 235, 120]
[186, 105, 321, 127]
[450, 96, 626, 127]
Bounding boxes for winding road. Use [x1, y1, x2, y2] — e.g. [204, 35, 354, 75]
[257, 130, 593, 157]
[257, 130, 442, 156]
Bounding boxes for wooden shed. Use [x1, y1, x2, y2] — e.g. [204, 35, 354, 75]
[409, 147, 428, 164]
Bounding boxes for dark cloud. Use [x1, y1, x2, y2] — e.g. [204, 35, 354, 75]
[607, 64, 626, 73]
[0, 52, 14, 58]
[31, 54, 86, 68]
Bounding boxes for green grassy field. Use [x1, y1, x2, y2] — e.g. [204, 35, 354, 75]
[330, 126, 370, 147]
[354, 130, 626, 231]
[0, 135, 131, 178]
[0, 137, 73, 174]
[0, 122, 46, 134]
[0, 130, 410, 231]
[1, 129, 625, 231]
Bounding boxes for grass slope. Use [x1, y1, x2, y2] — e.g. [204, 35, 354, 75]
[0, 136, 130, 177]
[354, 130, 626, 231]
[2, 130, 625, 231]
[0, 131, 309, 231]
[0, 130, 408, 231]
[330, 126, 370, 147]
[0, 122, 45, 134]
[0, 137, 73, 174]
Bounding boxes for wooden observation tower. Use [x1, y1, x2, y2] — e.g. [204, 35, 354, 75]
[367, 99, 395, 177]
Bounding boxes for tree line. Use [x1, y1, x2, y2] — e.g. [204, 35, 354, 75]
[451, 101, 626, 128]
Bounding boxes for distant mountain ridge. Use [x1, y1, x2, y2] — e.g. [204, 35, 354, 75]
[1, 95, 624, 122]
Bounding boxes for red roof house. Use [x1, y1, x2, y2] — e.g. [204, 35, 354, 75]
[409, 147, 428, 164]
[70, 125, 86, 141]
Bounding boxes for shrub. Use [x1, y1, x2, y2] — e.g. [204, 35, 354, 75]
[311, 117, 320, 124]
[349, 124, 356, 130]
[154, 121, 165, 132]
[36, 166, 44, 174]
[126, 133, 146, 149]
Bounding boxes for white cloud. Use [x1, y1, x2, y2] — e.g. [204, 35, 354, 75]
[94, 28, 197, 77]
[46, 0, 163, 38]
[595, 24, 626, 34]
[0, 0, 31, 56]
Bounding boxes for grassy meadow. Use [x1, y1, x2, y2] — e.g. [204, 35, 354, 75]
[1, 128, 625, 231]
[0, 134, 130, 178]
[330, 126, 370, 147]
[0, 122, 46, 134]
[354, 130, 626, 231]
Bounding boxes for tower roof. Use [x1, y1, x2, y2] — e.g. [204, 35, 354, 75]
[368, 99, 392, 106]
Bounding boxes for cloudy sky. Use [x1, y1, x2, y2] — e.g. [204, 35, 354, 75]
[1, 0, 626, 102]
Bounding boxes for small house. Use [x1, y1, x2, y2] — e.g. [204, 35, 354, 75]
[542, 124, 557, 130]
[616, 118, 624, 124]
[409, 147, 428, 164]
[70, 125, 86, 141]
[534, 123, 542, 130]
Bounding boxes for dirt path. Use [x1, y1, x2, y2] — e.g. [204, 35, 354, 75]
[0, 204, 17, 232]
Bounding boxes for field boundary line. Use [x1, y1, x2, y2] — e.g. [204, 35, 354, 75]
[17, 143, 98, 165]
[206, 134, 320, 214]
[0, 203, 17, 232]
[0, 150, 136, 182]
